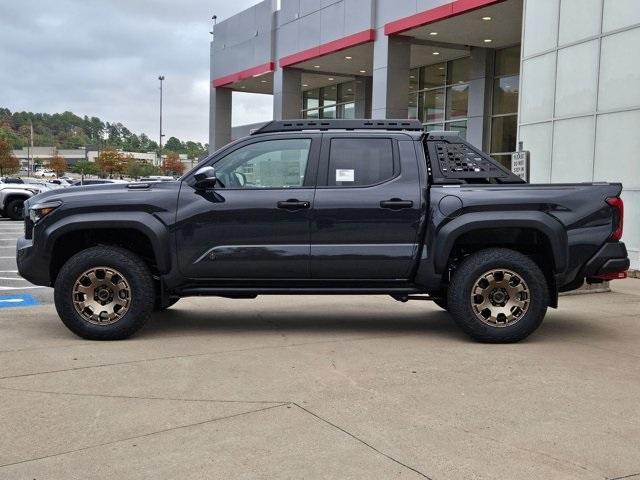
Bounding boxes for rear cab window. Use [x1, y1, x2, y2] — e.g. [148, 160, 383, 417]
[323, 137, 397, 187]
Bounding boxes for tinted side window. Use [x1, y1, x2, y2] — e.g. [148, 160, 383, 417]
[215, 139, 311, 189]
[328, 138, 395, 187]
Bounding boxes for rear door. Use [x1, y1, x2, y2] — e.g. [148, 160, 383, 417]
[310, 134, 423, 279]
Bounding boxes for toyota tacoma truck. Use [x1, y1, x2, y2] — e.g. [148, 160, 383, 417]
[16, 120, 629, 342]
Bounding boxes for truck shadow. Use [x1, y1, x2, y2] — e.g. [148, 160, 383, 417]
[144, 306, 613, 343]
[146, 308, 464, 339]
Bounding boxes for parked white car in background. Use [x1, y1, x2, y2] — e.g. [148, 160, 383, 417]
[34, 169, 56, 178]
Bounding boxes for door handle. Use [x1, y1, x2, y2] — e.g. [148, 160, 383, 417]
[380, 199, 414, 210]
[277, 199, 310, 210]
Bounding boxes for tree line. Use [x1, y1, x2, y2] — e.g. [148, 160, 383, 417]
[0, 137, 185, 179]
[74, 150, 186, 179]
[0, 108, 208, 159]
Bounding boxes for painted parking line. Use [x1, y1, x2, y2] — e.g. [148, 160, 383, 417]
[0, 294, 40, 308]
[0, 286, 44, 291]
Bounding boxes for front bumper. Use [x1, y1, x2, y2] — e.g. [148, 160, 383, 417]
[16, 237, 51, 286]
[584, 242, 630, 278]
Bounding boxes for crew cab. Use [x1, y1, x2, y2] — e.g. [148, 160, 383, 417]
[16, 120, 629, 342]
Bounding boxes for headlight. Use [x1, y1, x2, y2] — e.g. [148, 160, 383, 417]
[29, 200, 62, 223]
[25, 188, 41, 195]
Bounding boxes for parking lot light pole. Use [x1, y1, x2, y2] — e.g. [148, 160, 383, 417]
[158, 75, 165, 166]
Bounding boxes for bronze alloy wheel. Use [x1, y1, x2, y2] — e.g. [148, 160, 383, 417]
[72, 267, 132, 325]
[470, 268, 530, 327]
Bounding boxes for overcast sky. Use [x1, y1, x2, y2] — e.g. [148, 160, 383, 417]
[0, 0, 272, 144]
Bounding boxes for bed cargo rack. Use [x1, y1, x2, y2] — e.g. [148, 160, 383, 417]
[425, 131, 526, 184]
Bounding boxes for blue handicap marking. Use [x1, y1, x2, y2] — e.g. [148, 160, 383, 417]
[0, 293, 40, 308]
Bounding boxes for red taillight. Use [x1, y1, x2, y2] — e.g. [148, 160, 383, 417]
[593, 271, 627, 280]
[606, 197, 624, 241]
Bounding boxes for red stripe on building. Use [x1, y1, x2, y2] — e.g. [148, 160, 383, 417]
[384, 0, 505, 36]
[212, 62, 275, 88]
[279, 29, 376, 68]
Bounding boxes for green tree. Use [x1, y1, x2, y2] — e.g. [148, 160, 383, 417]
[0, 108, 205, 159]
[164, 136, 183, 153]
[71, 160, 99, 180]
[185, 141, 206, 159]
[140, 162, 159, 177]
[127, 158, 159, 179]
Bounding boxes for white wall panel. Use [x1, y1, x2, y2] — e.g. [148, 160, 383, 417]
[520, 122, 553, 183]
[551, 116, 595, 182]
[555, 40, 599, 117]
[603, 0, 640, 32]
[598, 27, 640, 112]
[559, 0, 602, 45]
[523, 0, 560, 57]
[520, 53, 556, 123]
[594, 109, 640, 189]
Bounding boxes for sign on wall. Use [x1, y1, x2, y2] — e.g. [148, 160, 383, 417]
[511, 150, 530, 182]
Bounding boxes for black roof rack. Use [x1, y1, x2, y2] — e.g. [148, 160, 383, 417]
[251, 119, 424, 135]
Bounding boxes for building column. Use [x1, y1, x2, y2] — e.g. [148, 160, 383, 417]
[273, 68, 302, 120]
[466, 47, 494, 150]
[354, 76, 372, 119]
[209, 86, 232, 152]
[371, 34, 411, 119]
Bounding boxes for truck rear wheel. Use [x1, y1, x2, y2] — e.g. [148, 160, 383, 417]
[54, 246, 154, 340]
[447, 248, 548, 343]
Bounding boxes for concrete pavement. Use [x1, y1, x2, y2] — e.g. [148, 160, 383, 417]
[1, 280, 639, 479]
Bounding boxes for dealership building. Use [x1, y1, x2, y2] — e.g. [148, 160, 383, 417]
[210, 0, 640, 270]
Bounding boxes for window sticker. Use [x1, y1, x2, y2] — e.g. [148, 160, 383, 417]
[335, 169, 355, 182]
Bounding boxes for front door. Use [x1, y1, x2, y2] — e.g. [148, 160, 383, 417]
[311, 135, 423, 279]
[176, 135, 319, 280]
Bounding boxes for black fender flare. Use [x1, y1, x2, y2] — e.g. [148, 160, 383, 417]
[433, 211, 569, 275]
[43, 212, 171, 273]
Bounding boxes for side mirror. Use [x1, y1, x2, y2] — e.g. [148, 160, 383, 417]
[194, 166, 217, 190]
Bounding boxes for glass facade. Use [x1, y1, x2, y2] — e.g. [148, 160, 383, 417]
[408, 57, 470, 138]
[302, 81, 356, 119]
[490, 46, 521, 168]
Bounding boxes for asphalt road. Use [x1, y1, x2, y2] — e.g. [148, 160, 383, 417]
[0, 218, 54, 307]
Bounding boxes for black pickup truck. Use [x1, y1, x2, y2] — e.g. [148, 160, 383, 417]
[17, 120, 629, 342]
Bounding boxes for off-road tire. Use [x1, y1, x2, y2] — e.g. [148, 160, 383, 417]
[54, 246, 154, 340]
[448, 248, 548, 343]
[6, 199, 24, 220]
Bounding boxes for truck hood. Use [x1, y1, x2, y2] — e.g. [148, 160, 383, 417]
[25, 181, 181, 211]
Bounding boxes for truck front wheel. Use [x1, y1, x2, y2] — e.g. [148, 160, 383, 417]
[448, 248, 549, 343]
[54, 246, 154, 340]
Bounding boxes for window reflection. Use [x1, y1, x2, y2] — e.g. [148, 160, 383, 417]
[490, 46, 521, 163]
[301, 81, 356, 119]
[409, 57, 471, 132]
